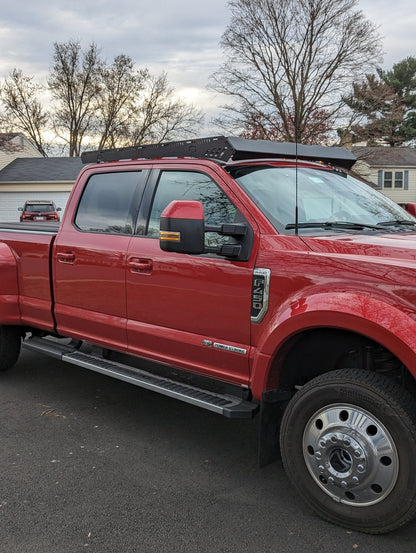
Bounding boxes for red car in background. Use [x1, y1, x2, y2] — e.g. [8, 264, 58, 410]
[19, 200, 61, 222]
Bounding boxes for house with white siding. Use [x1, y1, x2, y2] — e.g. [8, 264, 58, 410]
[0, 133, 42, 169]
[352, 146, 416, 204]
[0, 157, 82, 222]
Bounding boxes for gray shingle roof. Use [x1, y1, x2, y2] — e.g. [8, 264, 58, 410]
[352, 146, 416, 167]
[0, 132, 20, 141]
[0, 157, 83, 182]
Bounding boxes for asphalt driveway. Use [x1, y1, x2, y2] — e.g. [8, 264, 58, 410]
[1, 348, 416, 553]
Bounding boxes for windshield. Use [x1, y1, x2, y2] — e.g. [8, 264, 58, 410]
[231, 165, 416, 234]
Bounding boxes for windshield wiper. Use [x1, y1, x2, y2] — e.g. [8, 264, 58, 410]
[285, 221, 381, 231]
[377, 220, 416, 227]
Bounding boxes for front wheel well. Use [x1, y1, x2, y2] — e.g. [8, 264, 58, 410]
[273, 328, 411, 392]
[258, 328, 415, 469]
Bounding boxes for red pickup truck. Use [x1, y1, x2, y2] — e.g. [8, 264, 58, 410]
[2, 136, 416, 534]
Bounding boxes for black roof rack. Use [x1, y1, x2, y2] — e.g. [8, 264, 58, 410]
[81, 135, 357, 169]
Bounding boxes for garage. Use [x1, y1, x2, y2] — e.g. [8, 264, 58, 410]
[0, 157, 83, 222]
[0, 191, 72, 222]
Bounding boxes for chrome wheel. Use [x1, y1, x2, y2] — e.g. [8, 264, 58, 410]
[303, 403, 398, 506]
[280, 370, 416, 533]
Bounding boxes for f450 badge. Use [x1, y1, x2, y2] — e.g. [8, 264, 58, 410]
[251, 268, 271, 323]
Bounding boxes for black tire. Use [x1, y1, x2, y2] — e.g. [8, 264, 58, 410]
[0, 325, 21, 371]
[280, 369, 416, 534]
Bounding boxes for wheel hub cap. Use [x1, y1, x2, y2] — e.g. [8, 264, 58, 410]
[303, 404, 399, 506]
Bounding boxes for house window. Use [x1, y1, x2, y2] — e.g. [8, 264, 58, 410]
[383, 171, 392, 188]
[394, 171, 403, 188]
[378, 169, 409, 191]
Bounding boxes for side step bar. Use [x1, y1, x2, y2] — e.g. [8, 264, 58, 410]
[23, 336, 258, 419]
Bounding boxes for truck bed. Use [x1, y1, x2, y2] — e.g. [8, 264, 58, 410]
[0, 221, 59, 330]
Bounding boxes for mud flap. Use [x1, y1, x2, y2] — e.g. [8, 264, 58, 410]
[258, 390, 292, 467]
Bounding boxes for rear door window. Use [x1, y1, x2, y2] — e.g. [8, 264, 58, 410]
[75, 171, 144, 234]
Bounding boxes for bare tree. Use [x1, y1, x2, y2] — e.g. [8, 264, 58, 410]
[1, 40, 203, 155]
[240, 108, 335, 144]
[0, 69, 49, 156]
[128, 72, 203, 145]
[96, 55, 149, 150]
[48, 40, 102, 156]
[210, 0, 383, 143]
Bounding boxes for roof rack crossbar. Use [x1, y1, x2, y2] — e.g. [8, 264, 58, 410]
[81, 136, 356, 169]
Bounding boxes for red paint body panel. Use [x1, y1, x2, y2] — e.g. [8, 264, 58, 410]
[161, 200, 204, 220]
[249, 232, 416, 398]
[0, 232, 55, 329]
[0, 242, 19, 296]
[53, 227, 131, 347]
[0, 295, 20, 324]
[125, 236, 253, 384]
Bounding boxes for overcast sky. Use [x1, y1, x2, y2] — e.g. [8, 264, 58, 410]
[1, 0, 415, 133]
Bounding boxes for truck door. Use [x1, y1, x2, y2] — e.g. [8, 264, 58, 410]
[125, 167, 258, 385]
[53, 170, 147, 350]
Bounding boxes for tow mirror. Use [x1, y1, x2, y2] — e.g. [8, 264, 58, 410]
[160, 200, 205, 254]
[159, 200, 252, 260]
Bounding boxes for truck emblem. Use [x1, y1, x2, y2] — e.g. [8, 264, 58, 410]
[251, 268, 271, 323]
[213, 343, 247, 355]
[202, 340, 247, 355]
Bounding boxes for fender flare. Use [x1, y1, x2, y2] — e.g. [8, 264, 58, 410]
[0, 242, 20, 324]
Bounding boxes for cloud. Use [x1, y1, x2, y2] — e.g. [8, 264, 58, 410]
[0, 0, 228, 74]
[1, 0, 415, 133]
[0, 0, 230, 123]
[358, 0, 416, 67]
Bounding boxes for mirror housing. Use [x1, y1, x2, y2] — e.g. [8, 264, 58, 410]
[159, 200, 252, 260]
[160, 200, 205, 254]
